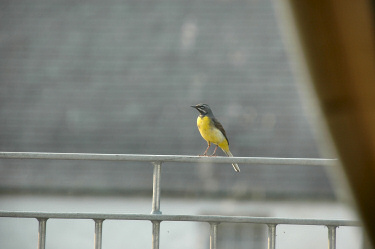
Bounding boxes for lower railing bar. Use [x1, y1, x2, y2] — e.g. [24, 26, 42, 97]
[37, 218, 48, 249]
[152, 221, 161, 249]
[151, 162, 162, 215]
[327, 225, 337, 249]
[0, 152, 337, 166]
[94, 219, 104, 249]
[209, 222, 219, 249]
[267, 224, 277, 249]
[1, 212, 359, 227]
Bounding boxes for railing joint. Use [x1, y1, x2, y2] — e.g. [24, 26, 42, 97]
[37, 217, 49, 222]
[151, 161, 163, 166]
[151, 211, 162, 215]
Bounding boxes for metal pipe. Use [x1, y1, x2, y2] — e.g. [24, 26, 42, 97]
[327, 226, 337, 249]
[209, 223, 219, 249]
[94, 219, 104, 249]
[37, 218, 48, 249]
[151, 162, 162, 249]
[151, 162, 162, 215]
[267, 224, 277, 249]
[0, 212, 360, 227]
[152, 221, 161, 249]
[0, 151, 337, 166]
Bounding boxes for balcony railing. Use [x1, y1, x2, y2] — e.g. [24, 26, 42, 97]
[0, 152, 360, 249]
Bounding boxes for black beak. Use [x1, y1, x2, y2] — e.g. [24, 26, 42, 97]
[191, 105, 197, 109]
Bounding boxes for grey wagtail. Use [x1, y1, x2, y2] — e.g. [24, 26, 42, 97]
[191, 103, 240, 172]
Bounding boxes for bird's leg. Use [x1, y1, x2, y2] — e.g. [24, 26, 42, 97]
[210, 145, 218, 157]
[200, 142, 211, 156]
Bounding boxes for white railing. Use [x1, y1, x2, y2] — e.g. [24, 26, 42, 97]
[0, 152, 359, 249]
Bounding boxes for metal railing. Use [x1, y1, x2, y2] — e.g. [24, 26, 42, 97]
[0, 152, 360, 249]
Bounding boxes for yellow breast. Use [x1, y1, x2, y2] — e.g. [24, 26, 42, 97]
[197, 116, 227, 145]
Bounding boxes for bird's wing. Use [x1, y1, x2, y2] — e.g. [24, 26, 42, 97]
[212, 117, 229, 144]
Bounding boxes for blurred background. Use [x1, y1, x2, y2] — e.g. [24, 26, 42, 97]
[0, 0, 361, 248]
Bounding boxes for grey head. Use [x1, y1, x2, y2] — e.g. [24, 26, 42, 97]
[191, 103, 214, 117]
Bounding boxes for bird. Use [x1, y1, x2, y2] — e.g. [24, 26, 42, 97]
[191, 103, 240, 172]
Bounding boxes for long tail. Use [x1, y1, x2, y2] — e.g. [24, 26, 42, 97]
[223, 150, 240, 173]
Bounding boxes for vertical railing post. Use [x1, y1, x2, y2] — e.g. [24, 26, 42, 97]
[209, 222, 219, 249]
[152, 221, 161, 249]
[37, 218, 48, 249]
[327, 226, 337, 249]
[267, 224, 277, 249]
[151, 161, 162, 249]
[151, 162, 162, 215]
[94, 219, 104, 249]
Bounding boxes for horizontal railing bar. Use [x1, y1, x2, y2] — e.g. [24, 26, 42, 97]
[0, 152, 337, 166]
[0, 211, 359, 227]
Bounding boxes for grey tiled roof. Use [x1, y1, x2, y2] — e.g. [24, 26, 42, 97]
[0, 0, 333, 199]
